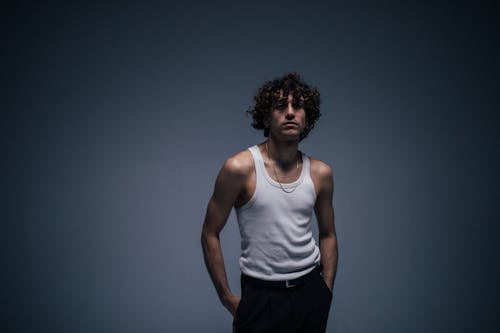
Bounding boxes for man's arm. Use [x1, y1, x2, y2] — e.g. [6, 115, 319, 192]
[313, 162, 338, 292]
[201, 157, 246, 316]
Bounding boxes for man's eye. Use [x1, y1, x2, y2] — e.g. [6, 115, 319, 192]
[293, 101, 304, 108]
[276, 103, 287, 110]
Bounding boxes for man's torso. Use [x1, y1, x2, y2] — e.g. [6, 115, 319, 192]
[233, 144, 324, 280]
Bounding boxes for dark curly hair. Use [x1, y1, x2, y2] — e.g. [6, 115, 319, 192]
[247, 72, 321, 141]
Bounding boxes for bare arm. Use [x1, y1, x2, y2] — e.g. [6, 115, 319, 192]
[201, 157, 247, 316]
[314, 163, 338, 292]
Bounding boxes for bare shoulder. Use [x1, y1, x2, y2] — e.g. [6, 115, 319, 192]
[221, 148, 254, 178]
[309, 157, 333, 181]
[308, 156, 334, 198]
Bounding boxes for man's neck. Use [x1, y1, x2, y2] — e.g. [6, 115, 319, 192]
[265, 137, 300, 170]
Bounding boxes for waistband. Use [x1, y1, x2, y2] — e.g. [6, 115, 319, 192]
[241, 265, 322, 289]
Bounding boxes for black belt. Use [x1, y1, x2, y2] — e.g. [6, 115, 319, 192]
[242, 265, 322, 289]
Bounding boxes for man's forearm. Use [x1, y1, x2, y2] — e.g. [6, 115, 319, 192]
[201, 232, 233, 302]
[319, 234, 338, 289]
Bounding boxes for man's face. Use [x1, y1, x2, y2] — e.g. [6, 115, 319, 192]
[267, 93, 306, 140]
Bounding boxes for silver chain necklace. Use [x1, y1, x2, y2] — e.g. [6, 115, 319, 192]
[265, 142, 300, 193]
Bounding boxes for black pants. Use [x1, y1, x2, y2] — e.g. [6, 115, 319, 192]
[233, 269, 332, 333]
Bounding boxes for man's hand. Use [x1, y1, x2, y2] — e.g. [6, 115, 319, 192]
[222, 293, 241, 316]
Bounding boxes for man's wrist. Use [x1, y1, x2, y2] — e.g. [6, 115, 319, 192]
[321, 270, 334, 290]
[220, 291, 234, 304]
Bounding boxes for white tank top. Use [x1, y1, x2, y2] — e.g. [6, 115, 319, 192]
[235, 145, 321, 281]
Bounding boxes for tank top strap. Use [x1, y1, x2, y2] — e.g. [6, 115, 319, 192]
[248, 145, 261, 161]
[248, 145, 264, 176]
[301, 152, 311, 176]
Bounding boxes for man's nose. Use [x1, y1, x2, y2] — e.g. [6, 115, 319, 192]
[285, 103, 295, 118]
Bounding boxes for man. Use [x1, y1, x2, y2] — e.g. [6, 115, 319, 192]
[201, 73, 338, 333]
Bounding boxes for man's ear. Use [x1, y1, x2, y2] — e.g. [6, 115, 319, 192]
[264, 118, 270, 128]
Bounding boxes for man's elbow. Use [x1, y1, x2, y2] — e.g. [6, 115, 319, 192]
[201, 227, 209, 247]
[201, 225, 220, 247]
[319, 232, 338, 250]
[319, 230, 336, 240]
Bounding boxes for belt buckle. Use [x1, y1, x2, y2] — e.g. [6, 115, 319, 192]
[285, 280, 295, 288]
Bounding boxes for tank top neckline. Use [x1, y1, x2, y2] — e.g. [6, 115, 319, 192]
[251, 145, 308, 190]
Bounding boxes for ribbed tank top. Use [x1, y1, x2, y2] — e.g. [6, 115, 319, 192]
[235, 145, 320, 281]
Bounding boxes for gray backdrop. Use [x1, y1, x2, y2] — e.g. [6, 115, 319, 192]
[4, 1, 499, 332]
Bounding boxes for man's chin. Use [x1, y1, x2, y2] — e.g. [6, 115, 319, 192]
[278, 131, 301, 141]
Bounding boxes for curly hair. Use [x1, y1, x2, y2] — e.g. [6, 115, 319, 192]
[247, 72, 321, 141]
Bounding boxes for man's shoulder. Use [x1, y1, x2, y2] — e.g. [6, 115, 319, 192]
[308, 156, 333, 180]
[222, 148, 255, 177]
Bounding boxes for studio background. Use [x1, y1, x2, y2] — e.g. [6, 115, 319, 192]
[3, 1, 498, 332]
